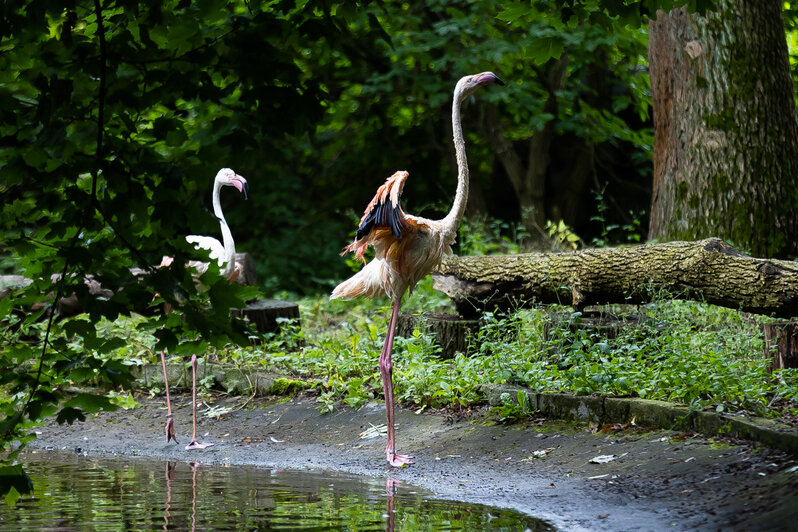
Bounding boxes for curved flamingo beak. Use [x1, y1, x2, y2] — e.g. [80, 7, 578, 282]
[231, 175, 249, 199]
[475, 72, 504, 86]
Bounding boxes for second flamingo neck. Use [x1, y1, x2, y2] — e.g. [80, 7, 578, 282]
[212, 182, 236, 279]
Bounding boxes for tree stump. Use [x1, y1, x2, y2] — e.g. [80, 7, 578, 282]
[396, 313, 481, 359]
[234, 252, 258, 286]
[763, 321, 798, 372]
[232, 299, 300, 335]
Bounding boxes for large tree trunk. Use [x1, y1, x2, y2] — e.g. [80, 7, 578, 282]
[432, 238, 798, 318]
[648, 1, 798, 258]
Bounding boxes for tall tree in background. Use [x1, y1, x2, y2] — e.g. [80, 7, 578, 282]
[648, 0, 798, 257]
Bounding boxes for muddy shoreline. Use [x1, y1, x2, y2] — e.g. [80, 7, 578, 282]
[30, 394, 798, 531]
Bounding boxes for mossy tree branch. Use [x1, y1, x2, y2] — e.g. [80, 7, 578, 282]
[433, 238, 798, 318]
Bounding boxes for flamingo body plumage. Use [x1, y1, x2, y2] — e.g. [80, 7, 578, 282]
[331, 72, 504, 467]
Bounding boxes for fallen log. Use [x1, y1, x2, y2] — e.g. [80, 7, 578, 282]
[433, 238, 798, 318]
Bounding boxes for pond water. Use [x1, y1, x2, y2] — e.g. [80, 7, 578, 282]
[2, 451, 553, 531]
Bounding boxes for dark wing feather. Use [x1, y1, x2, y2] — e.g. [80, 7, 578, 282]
[355, 171, 411, 240]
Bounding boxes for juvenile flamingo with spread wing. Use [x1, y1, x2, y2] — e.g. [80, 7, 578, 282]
[331, 72, 503, 466]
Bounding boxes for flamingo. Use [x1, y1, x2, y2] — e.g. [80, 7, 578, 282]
[159, 167, 249, 450]
[331, 72, 504, 466]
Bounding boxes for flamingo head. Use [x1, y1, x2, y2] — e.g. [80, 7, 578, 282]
[455, 71, 504, 101]
[215, 168, 249, 199]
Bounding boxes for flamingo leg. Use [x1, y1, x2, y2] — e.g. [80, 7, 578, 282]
[160, 350, 178, 444]
[186, 354, 213, 450]
[378, 299, 413, 467]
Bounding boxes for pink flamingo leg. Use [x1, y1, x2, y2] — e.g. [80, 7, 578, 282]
[186, 354, 213, 450]
[378, 299, 414, 467]
[160, 350, 178, 443]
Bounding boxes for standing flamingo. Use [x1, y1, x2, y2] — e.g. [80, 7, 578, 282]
[160, 167, 249, 450]
[331, 72, 503, 466]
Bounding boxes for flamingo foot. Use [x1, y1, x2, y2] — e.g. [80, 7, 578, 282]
[165, 415, 178, 444]
[185, 440, 213, 450]
[386, 449, 414, 467]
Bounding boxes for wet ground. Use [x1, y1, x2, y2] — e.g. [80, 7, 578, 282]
[31, 394, 798, 531]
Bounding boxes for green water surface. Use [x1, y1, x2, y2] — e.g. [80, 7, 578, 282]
[2, 451, 553, 531]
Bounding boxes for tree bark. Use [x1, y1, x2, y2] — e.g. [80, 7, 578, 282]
[396, 313, 480, 359]
[763, 322, 798, 372]
[231, 299, 300, 335]
[648, 1, 798, 258]
[482, 57, 568, 242]
[432, 238, 798, 318]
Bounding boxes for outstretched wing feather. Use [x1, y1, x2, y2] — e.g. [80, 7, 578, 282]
[355, 171, 411, 240]
[185, 235, 225, 265]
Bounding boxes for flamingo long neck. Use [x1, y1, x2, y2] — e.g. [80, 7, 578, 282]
[442, 90, 468, 235]
[212, 180, 236, 279]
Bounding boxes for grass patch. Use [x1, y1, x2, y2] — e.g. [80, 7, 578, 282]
[63, 279, 798, 423]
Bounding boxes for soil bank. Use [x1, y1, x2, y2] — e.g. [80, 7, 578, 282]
[30, 394, 798, 531]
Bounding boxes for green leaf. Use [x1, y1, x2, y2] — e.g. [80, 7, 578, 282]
[64, 393, 116, 414]
[525, 36, 565, 65]
[496, 3, 532, 23]
[0, 297, 11, 321]
[56, 406, 86, 425]
[0, 465, 33, 506]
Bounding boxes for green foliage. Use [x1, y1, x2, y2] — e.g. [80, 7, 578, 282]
[492, 390, 535, 423]
[219, 294, 796, 423]
[590, 186, 644, 246]
[545, 220, 582, 250]
[0, 464, 33, 507]
[457, 216, 529, 255]
[0, 0, 292, 478]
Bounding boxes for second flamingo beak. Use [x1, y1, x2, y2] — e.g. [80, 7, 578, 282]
[232, 175, 249, 200]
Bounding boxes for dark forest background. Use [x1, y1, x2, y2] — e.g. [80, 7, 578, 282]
[1, 1, 671, 295]
[3, 0, 798, 473]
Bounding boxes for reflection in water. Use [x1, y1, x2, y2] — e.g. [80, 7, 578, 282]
[190, 462, 198, 532]
[3, 451, 553, 531]
[163, 461, 201, 531]
[386, 477, 399, 532]
[164, 462, 174, 531]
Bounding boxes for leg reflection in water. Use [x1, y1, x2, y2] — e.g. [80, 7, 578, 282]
[163, 462, 175, 531]
[162, 461, 200, 532]
[385, 478, 400, 532]
[190, 462, 199, 532]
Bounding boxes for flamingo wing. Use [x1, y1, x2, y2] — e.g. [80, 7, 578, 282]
[355, 171, 412, 240]
[185, 235, 226, 266]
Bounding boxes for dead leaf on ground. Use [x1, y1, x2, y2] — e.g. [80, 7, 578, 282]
[521, 447, 557, 461]
[589, 452, 628, 464]
[360, 423, 387, 440]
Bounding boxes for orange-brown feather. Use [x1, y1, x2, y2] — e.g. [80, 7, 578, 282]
[333, 171, 447, 301]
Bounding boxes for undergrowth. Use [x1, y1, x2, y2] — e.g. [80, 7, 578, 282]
[86, 280, 798, 422]
[64, 217, 796, 421]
